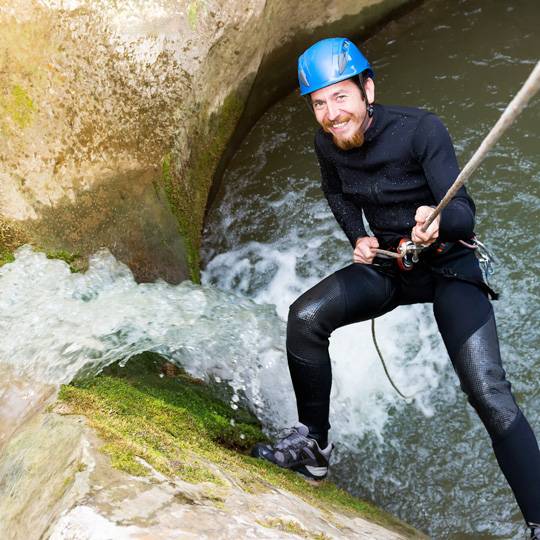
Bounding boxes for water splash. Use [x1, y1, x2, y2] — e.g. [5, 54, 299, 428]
[0, 245, 449, 448]
[0, 247, 292, 425]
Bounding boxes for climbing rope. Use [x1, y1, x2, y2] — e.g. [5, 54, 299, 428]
[421, 60, 540, 232]
[371, 318, 415, 401]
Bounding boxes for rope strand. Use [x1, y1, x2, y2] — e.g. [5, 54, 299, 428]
[421, 61, 540, 232]
[371, 318, 415, 401]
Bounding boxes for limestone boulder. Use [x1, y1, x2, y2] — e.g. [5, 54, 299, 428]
[0, 0, 411, 282]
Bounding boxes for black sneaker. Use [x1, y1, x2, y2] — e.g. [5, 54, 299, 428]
[529, 522, 540, 540]
[251, 422, 333, 480]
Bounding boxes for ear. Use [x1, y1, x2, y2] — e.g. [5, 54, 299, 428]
[364, 77, 375, 104]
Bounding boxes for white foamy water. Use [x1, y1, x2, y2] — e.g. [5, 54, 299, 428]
[0, 246, 295, 429]
[0, 244, 449, 449]
[203, 230, 451, 444]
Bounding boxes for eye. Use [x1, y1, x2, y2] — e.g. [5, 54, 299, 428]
[336, 94, 347, 102]
[313, 101, 325, 110]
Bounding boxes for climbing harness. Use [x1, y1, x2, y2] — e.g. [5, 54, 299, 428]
[370, 61, 540, 399]
[372, 239, 428, 271]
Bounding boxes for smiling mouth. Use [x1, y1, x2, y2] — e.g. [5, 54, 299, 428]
[322, 115, 356, 137]
[330, 118, 351, 131]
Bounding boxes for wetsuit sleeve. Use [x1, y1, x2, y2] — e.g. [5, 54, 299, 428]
[314, 136, 368, 247]
[412, 113, 476, 241]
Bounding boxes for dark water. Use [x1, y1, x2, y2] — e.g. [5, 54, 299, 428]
[202, 1, 540, 538]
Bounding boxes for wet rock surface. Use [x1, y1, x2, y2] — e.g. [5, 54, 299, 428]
[0, 411, 416, 540]
[0, 0, 412, 282]
[0, 362, 426, 539]
[47, 438, 416, 539]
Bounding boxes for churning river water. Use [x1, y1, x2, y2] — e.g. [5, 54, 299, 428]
[201, 1, 540, 538]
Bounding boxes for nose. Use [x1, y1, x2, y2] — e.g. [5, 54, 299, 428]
[326, 101, 340, 121]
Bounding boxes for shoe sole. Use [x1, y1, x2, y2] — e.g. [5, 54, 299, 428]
[292, 464, 328, 481]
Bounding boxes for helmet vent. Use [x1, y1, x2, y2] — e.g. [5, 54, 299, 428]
[337, 40, 350, 74]
[298, 68, 309, 88]
[338, 52, 347, 74]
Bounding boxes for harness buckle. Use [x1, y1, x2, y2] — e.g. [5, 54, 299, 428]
[396, 238, 426, 271]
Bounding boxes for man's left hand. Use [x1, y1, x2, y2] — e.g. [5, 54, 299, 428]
[411, 206, 440, 246]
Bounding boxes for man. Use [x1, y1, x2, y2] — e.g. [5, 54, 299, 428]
[251, 37, 540, 535]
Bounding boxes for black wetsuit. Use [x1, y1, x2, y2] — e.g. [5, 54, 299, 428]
[287, 104, 540, 523]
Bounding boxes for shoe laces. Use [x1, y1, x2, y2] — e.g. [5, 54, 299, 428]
[274, 426, 313, 453]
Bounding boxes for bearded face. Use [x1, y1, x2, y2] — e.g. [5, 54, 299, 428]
[311, 77, 375, 151]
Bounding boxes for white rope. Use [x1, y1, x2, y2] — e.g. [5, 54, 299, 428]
[422, 61, 540, 232]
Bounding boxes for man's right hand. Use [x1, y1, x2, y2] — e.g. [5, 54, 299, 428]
[353, 236, 379, 264]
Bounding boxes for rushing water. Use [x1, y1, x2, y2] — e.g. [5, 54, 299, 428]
[0, 246, 299, 430]
[201, 1, 540, 538]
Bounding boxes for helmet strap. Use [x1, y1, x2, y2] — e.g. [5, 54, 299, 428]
[303, 94, 315, 113]
[356, 75, 374, 119]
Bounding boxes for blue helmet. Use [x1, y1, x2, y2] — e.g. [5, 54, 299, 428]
[297, 37, 373, 96]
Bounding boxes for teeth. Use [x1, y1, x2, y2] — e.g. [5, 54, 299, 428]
[332, 121, 348, 128]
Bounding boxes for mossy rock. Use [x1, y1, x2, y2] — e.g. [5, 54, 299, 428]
[56, 352, 424, 538]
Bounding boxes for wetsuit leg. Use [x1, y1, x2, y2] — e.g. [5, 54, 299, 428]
[286, 263, 399, 445]
[433, 278, 540, 523]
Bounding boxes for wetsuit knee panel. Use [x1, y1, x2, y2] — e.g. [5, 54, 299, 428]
[454, 314, 519, 439]
[287, 274, 346, 359]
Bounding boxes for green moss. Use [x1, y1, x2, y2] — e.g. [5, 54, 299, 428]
[57, 459, 89, 501]
[60, 473, 75, 495]
[0, 250, 15, 267]
[0, 84, 35, 130]
[187, 1, 199, 30]
[257, 518, 332, 540]
[161, 153, 199, 282]
[0, 245, 86, 272]
[0, 217, 28, 266]
[56, 354, 424, 538]
[161, 92, 245, 284]
[45, 249, 85, 273]
[0, 218, 85, 272]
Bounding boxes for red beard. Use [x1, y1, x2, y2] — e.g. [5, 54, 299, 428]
[322, 113, 365, 150]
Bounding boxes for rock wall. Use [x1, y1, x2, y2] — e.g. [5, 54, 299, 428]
[0, 0, 414, 282]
